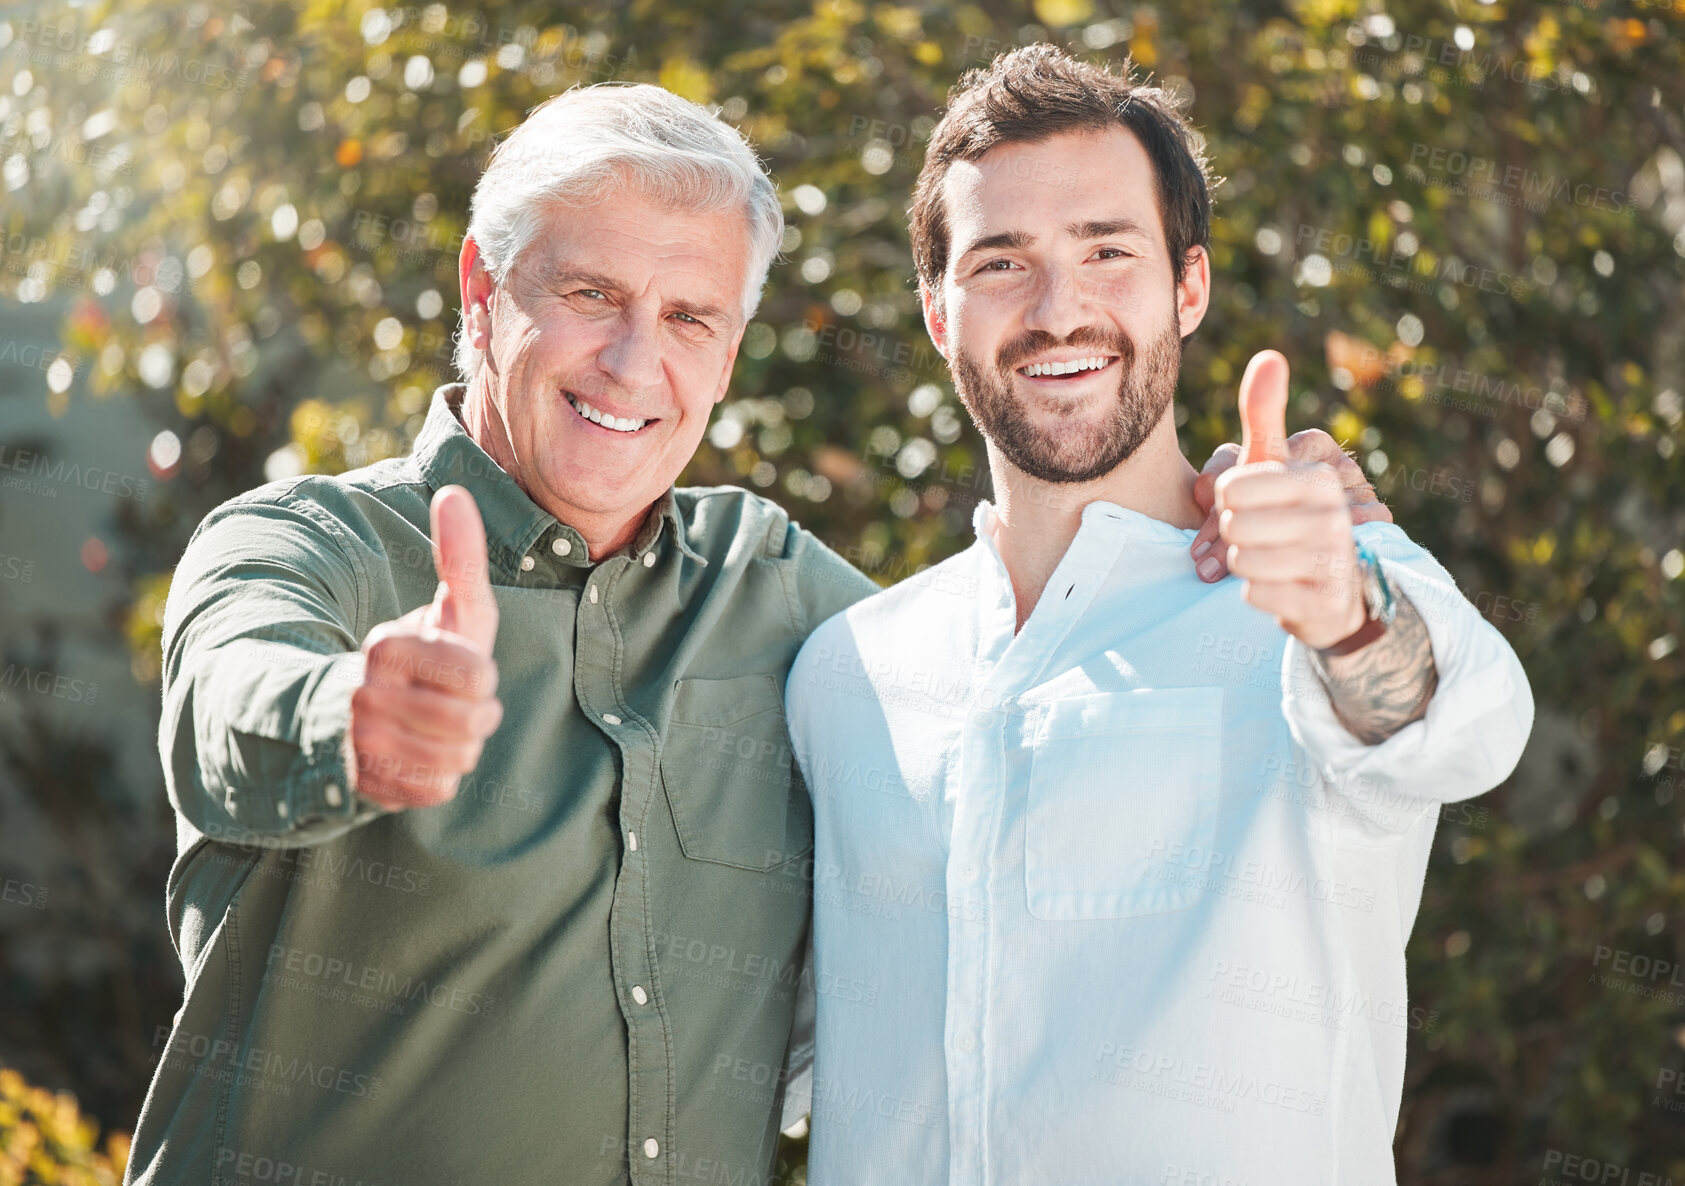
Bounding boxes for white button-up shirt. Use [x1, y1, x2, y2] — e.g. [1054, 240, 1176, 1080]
[782, 499, 1532, 1186]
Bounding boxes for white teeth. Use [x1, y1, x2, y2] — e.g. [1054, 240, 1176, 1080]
[568, 395, 648, 433]
[1021, 355, 1110, 378]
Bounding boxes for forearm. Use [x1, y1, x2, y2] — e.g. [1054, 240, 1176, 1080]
[1309, 591, 1439, 746]
[165, 636, 384, 848]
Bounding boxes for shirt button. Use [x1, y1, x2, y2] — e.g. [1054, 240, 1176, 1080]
[627, 830, 638, 851]
[971, 709, 993, 728]
[588, 583, 599, 604]
[631, 984, 648, 1005]
[324, 782, 343, 808]
[602, 713, 621, 726]
[275, 799, 289, 819]
[643, 1138, 659, 1159]
[520, 554, 535, 572]
[960, 865, 977, 882]
[642, 552, 656, 568]
[958, 1034, 976, 1052]
[552, 537, 572, 557]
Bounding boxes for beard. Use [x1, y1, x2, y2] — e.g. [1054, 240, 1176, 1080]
[950, 315, 1184, 485]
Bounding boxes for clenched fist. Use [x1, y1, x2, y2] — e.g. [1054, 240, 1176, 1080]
[1211, 351, 1371, 651]
[347, 484, 504, 809]
[1190, 405, 1391, 583]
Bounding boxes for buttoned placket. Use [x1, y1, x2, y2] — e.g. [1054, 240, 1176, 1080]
[943, 505, 1125, 1186]
[572, 542, 673, 1185]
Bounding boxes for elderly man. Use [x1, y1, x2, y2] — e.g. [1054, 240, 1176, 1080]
[128, 80, 1381, 1185]
[127, 83, 879, 1186]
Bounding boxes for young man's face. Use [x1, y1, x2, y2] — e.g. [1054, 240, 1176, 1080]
[923, 125, 1208, 484]
[461, 186, 750, 535]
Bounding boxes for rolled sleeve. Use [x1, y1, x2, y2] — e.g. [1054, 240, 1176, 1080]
[1280, 522, 1535, 822]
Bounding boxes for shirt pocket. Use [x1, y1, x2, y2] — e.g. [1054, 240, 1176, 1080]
[661, 673, 813, 872]
[1024, 686, 1223, 920]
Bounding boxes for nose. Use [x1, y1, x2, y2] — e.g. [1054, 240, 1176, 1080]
[594, 308, 665, 393]
[1021, 263, 1094, 341]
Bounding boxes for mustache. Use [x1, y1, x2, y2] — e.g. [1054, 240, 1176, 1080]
[995, 326, 1137, 374]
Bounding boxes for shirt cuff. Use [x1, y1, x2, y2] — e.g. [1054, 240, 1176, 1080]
[1280, 531, 1532, 830]
[284, 650, 389, 831]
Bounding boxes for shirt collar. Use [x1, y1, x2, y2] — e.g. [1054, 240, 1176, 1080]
[411, 383, 705, 574]
[971, 497, 1198, 556]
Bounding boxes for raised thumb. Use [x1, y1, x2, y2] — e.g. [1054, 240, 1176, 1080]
[426, 484, 498, 655]
[1237, 349, 1291, 465]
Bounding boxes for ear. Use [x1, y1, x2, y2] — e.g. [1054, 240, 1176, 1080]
[919, 281, 950, 360]
[459, 235, 496, 354]
[1175, 245, 1211, 340]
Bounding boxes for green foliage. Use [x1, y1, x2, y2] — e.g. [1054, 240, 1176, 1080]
[3, 0, 1683, 1176]
[0, 1068, 126, 1186]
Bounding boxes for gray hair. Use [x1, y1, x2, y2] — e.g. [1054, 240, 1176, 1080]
[453, 82, 783, 382]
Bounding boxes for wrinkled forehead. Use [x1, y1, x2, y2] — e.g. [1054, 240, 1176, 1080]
[516, 190, 754, 311]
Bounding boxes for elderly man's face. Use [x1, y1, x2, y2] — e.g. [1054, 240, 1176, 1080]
[464, 186, 750, 543]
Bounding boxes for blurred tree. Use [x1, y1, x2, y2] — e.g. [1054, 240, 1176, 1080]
[1, 0, 1683, 1179]
[0, 1066, 127, 1186]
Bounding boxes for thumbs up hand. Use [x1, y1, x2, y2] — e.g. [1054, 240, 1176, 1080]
[422, 483, 501, 655]
[1190, 364, 1391, 583]
[1207, 352, 1369, 650]
[348, 485, 504, 809]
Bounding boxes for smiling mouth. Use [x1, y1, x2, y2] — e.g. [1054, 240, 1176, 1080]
[1016, 355, 1118, 380]
[565, 393, 655, 434]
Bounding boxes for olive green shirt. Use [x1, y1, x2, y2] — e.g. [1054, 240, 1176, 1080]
[126, 383, 877, 1186]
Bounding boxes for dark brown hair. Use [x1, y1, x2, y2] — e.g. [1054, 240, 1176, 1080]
[909, 44, 1216, 299]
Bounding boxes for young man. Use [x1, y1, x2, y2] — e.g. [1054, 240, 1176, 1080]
[784, 46, 1533, 1184]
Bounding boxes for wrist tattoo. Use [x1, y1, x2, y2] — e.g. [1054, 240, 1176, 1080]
[1311, 591, 1438, 745]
